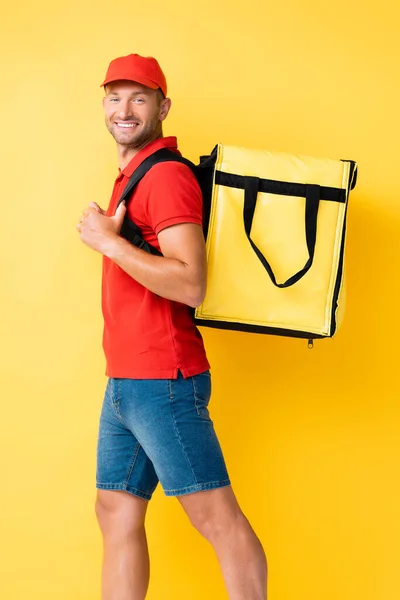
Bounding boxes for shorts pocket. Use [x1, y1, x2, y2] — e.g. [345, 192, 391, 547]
[192, 371, 212, 418]
[109, 378, 123, 421]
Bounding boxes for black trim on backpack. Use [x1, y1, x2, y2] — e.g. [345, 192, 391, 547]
[192, 317, 325, 339]
[215, 171, 347, 203]
[341, 159, 358, 190]
[328, 160, 357, 335]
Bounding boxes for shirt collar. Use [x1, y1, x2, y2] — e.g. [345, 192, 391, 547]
[120, 136, 180, 178]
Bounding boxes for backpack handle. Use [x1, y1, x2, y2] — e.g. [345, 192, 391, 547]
[243, 177, 321, 288]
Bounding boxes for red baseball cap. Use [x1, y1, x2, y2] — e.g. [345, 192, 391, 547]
[101, 53, 167, 97]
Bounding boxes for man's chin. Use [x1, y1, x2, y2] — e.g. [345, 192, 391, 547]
[112, 131, 141, 145]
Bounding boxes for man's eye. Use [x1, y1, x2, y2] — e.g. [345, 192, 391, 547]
[134, 98, 145, 103]
[110, 98, 119, 102]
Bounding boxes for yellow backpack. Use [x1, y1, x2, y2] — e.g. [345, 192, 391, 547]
[193, 144, 357, 344]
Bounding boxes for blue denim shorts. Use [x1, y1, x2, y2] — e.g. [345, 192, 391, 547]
[96, 370, 231, 500]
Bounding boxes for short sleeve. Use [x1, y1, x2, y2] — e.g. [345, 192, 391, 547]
[141, 162, 203, 235]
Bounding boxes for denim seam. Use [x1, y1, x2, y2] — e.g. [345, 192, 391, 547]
[105, 380, 112, 403]
[169, 380, 198, 485]
[124, 442, 141, 487]
[110, 378, 124, 425]
[192, 376, 202, 417]
[192, 374, 210, 417]
[96, 482, 152, 501]
[164, 479, 231, 495]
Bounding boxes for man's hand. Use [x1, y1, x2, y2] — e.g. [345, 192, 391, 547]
[76, 201, 127, 254]
[88, 201, 106, 215]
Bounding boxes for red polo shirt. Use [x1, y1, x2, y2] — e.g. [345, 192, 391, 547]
[101, 136, 210, 379]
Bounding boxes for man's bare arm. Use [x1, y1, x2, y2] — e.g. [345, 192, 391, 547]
[77, 202, 207, 307]
[104, 222, 207, 307]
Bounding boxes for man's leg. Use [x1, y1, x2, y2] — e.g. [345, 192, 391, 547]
[95, 489, 150, 600]
[178, 485, 268, 600]
[95, 377, 160, 600]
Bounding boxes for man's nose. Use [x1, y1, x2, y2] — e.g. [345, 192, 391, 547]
[118, 99, 134, 119]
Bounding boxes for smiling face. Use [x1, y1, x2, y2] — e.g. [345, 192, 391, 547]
[102, 80, 171, 153]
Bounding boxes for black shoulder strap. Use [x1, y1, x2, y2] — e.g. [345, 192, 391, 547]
[117, 148, 196, 207]
[117, 148, 196, 256]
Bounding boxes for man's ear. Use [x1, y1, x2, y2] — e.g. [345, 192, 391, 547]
[159, 98, 172, 122]
[102, 85, 108, 107]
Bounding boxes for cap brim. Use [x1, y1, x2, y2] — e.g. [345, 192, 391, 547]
[101, 75, 159, 90]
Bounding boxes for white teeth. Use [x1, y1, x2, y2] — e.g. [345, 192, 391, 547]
[116, 123, 137, 128]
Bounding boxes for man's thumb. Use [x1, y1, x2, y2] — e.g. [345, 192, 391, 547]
[115, 200, 127, 222]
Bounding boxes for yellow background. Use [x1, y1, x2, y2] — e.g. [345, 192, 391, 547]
[1, 1, 399, 599]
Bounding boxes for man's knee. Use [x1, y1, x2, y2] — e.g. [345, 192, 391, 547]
[197, 510, 247, 544]
[177, 486, 244, 542]
[95, 489, 149, 536]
